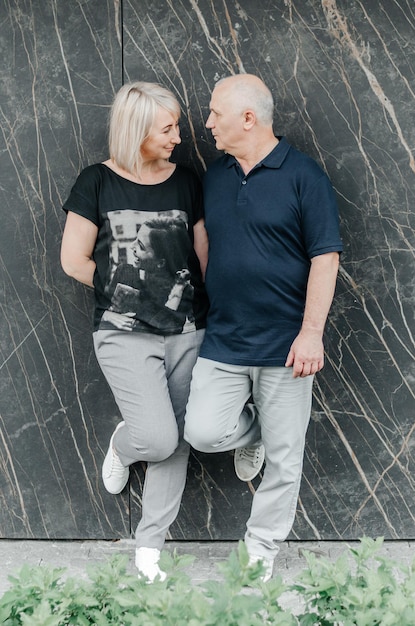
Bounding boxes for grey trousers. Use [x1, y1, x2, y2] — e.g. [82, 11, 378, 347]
[184, 357, 314, 560]
[93, 328, 205, 549]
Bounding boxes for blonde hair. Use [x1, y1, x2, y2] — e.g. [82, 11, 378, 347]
[108, 81, 181, 176]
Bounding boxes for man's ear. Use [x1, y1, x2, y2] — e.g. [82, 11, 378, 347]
[156, 258, 166, 269]
[243, 110, 256, 130]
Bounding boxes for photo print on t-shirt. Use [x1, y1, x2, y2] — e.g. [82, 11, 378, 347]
[101, 209, 195, 334]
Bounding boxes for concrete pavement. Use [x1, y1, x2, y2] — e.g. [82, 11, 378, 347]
[1, 538, 414, 596]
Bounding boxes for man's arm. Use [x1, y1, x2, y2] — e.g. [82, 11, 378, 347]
[285, 251, 340, 378]
[61, 211, 98, 288]
[193, 218, 209, 280]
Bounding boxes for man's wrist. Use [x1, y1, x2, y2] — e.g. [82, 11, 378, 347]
[299, 323, 324, 337]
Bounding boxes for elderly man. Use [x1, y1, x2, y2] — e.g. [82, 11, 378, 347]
[185, 74, 342, 581]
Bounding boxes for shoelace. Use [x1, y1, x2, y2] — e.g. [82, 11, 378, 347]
[238, 446, 262, 466]
[110, 448, 126, 476]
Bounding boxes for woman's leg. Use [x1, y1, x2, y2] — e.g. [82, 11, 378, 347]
[135, 329, 204, 549]
[93, 330, 180, 467]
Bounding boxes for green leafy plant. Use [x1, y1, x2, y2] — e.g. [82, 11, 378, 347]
[0, 542, 293, 625]
[1, 538, 414, 625]
[294, 536, 415, 625]
[201, 541, 296, 625]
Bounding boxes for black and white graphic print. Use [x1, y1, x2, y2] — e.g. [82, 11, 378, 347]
[102, 210, 195, 333]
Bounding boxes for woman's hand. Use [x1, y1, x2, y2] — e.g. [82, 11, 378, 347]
[101, 310, 135, 331]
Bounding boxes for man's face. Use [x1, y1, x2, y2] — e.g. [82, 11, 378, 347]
[205, 84, 243, 153]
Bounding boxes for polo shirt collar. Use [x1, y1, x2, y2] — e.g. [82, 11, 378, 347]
[225, 136, 290, 170]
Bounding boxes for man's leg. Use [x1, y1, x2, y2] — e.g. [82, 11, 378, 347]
[184, 357, 261, 452]
[244, 366, 314, 560]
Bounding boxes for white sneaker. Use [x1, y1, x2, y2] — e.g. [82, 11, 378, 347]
[136, 547, 166, 583]
[248, 553, 274, 582]
[234, 444, 265, 481]
[102, 422, 129, 494]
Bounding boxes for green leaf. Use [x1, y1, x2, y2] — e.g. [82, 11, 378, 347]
[2, 536, 415, 625]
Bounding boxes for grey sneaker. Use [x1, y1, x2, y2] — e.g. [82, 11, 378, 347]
[136, 547, 166, 583]
[248, 553, 274, 582]
[234, 444, 265, 481]
[102, 421, 129, 494]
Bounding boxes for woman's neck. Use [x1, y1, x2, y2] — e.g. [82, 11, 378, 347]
[103, 158, 176, 185]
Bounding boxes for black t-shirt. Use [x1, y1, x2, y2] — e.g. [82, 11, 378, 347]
[63, 163, 208, 335]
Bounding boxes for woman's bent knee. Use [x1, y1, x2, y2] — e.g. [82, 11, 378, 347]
[130, 434, 178, 463]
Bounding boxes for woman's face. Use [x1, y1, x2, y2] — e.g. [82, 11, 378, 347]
[140, 107, 181, 162]
[131, 224, 156, 268]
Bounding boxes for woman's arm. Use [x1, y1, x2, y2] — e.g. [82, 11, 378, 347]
[61, 211, 98, 288]
[193, 218, 209, 280]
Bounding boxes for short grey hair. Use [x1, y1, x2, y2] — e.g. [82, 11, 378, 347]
[216, 75, 274, 126]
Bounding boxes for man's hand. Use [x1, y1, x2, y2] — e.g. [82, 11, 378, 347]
[285, 329, 324, 378]
[285, 252, 339, 378]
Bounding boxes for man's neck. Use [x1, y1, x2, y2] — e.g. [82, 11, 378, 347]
[235, 136, 279, 175]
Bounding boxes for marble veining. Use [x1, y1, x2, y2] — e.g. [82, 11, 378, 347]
[0, 0, 414, 540]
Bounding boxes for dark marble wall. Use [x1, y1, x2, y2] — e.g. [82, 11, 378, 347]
[1, 0, 414, 540]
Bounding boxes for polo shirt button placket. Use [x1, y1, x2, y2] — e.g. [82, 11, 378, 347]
[237, 175, 248, 206]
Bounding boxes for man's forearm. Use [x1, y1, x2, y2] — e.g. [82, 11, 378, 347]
[301, 252, 340, 335]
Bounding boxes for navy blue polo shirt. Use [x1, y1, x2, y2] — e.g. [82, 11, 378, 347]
[200, 136, 343, 367]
